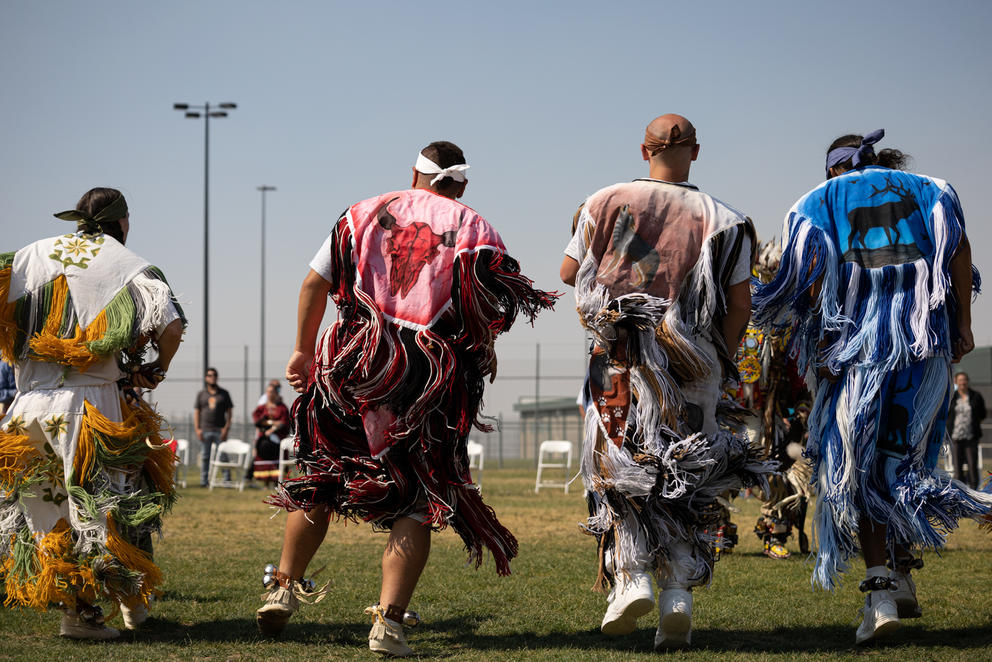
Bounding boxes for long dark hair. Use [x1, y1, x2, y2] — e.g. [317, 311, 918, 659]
[76, 187, 127, 243]
[827, 134, 910, 173]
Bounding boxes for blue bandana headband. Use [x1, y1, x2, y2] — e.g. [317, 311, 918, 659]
[825, 128, 884, 176]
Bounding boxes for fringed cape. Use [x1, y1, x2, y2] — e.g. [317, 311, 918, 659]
[267, 189, 556, 575]
[752, 167, 992, 588]
[0, 233, 185, 611]
[573, 180, 773, 589]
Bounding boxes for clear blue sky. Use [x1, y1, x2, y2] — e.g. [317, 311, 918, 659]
[3, 1, 991, 420]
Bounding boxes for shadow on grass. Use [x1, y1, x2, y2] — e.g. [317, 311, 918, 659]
[157, 589, 227, 604]
[115, 615, 992, 655]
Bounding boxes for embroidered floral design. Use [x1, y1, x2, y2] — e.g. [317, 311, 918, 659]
[4, 415, 26, 435]
[42, 486, 68, 507]
[44, 414, 68, 440]
[49, 233, 104, 269]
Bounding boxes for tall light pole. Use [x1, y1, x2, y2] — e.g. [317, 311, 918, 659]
[257, 185, 276, 393]
[173, 101, 237, 378]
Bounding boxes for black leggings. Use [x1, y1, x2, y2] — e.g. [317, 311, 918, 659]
[951, 439, 980, 489]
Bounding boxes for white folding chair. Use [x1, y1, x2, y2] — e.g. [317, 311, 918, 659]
[535, 440, 574, 493]
[942, 441, 954, 473]
[467, 440, 485, 490]
[278, 437, 297, 483]
[173, 439, 190, 488]
[208, 439, 252, 491]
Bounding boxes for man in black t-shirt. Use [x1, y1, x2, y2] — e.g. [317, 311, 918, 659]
[194, 367, 234, 487]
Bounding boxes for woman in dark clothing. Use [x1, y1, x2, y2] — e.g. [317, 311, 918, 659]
[947, 372, 987, 488]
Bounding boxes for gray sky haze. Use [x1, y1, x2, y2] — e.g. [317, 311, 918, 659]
[3, 1, 991, 420]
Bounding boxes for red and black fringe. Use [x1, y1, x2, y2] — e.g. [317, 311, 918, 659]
[267, 219, 557, 575]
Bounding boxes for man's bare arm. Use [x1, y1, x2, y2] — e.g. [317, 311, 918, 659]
[131, 319, 184, 390]
[950, 236, 974, 362]
[722, 280, 751, 354]
[560, 256, 579, 286]
[286, 269, 333, 392]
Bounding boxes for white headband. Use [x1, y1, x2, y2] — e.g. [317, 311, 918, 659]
[415, 152, 470, 186]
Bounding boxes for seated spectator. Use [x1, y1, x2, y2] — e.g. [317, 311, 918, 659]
[250, 383, 290, 486]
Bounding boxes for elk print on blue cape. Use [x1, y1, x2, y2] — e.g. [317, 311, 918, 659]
[754, 165, 977, 378]
[834, 170, 934, 268]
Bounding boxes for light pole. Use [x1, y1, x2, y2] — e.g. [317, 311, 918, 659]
[257, 185, 276, 394]
[173, 101, 237, 378]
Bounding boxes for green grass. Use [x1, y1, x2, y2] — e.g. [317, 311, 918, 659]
[2, 463, 991, 661]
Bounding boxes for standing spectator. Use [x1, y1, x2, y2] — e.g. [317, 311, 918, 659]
[947, 372, 987, 488]
[0, 360, 15, 415]
[250, 382, 291, 486]
[194, 367, 234, 487]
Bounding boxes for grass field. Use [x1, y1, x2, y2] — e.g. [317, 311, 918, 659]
[1, 463, 991, 661]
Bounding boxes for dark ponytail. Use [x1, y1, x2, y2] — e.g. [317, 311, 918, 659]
[826, 135, 910, 174]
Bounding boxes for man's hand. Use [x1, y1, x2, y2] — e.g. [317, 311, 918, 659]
[130, 362, 166, 390]
[953, 325, 975, 363]
[287, 351, 314, 393]
[195, 427, 203, 441]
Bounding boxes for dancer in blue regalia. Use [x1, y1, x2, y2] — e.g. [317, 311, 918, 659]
[752, 130, 992, 645]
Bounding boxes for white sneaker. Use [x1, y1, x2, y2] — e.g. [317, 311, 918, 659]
[856, 591, 900, 645]
[256, 583, 299, 636]
[367, 606, 413, 657]
[654, 587, 692, 649]
[889, 571, 921, 619]
[600, 569, 654, 636]
[60, 609, 120, 640]
[120, 602, 149, 630]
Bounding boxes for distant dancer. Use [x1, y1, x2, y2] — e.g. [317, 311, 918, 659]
[735, 243, 813, 560]
[0, 188, 185, 638]
[947, 372, 986, 489]
[561, 114, 772, 649]
[752, 130, 992, 644]
[257, 141, 556, 656]
[193, 367, 233, 487]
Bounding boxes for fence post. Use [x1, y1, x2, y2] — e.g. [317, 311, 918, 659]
[498, 413, 504, 469]
[243, 345, 250, 442]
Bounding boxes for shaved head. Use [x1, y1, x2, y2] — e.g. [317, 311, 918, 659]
[644, 114, 697, 155]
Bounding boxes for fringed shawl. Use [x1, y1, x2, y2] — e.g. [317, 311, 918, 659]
[576, 180, 756, 382]
[573, 180, 770, 588]
[271, 189, 557, 575]
[752, 167, 980, 375]
[0, 233, 186, 370]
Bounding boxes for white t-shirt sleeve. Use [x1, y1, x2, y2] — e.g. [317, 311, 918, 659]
[308, 230, 337, 285]
[153, 301, 182, 337]
[564, 206, 593, 261]
[729, 233, 753, 286]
